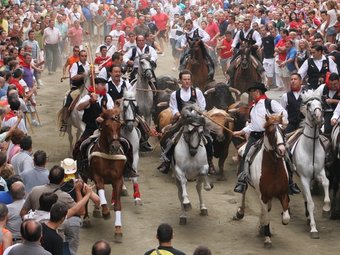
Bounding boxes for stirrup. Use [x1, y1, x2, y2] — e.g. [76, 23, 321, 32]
[234, 181, 247, 194]
[59, 124, 67, 134]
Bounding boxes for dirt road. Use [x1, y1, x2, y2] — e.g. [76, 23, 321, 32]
[32, 48, 340, 255]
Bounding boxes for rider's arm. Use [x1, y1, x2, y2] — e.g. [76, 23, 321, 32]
[77, 94, 94, 111]
[328, 56, 339, 74]
[149, 46, 158, 62]
[169, 91, 179, 116]
[253, 31, 262, 48]
[70, 62, 83, 81]
[297, 59, 308, 80]
[231, 30, 240, 49]
[331, 102, 340, 125]
[280, 93, 288, 109]
[123, 48, 133, 65]
[196, 88, 206, 112]
[199, 28, 210, 43]
[272, 99, 288, 123]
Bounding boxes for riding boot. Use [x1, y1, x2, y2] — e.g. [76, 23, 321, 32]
[285, 156, 301, 195]
[121, 139, 139, 178]
[140, 138, 153, 152]
[157, 140, 174, 174]
[234, 157, 248, 193]
[206, 54, 215, 81]
[60, 106, 69, 133]
[178, 49, 189, 71]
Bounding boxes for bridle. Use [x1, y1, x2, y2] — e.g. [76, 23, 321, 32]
[122, 98, 138, 122]
[265, 122, 285, 158]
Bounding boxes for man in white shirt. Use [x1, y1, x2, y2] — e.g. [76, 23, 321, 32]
[157, 70, 216, 174]
[43, 20, 61, 74]
[95, 35, 116, 58]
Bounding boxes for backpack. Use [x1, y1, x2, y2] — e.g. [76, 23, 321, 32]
[149, 249, 174, 255]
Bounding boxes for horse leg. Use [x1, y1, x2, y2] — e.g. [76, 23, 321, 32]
[67, 124, 73, 155]
[330, 162, 340, 219]
[233, 190, 246, 220]
[300, 176, 319, 239]
[113, 177, 123, 243]
[94, 174, 110, 220]
[259, 200, 272, 248]
[175, 165, 191, 211]
[197, 175, 208, 216]
[316, 169, 331, 213]
[121, 184, 129, 196]
[175, 178, 187, 225]
[201, 166, 213, 191]
[217, 147, 229, 181]
[131, 177, 142, 206]
[280, 193, 290, 225]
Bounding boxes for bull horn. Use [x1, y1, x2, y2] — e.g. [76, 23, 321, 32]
[228, 87, 241, 95]
[157, 102, 169, 107]
[227, 108, 239, 113]
[204, 87, 216, 95]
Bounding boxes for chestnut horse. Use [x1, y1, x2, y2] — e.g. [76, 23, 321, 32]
[233, 114, 290, 248]
[88, 108, 126, 242]
[231, 45, 262, 94]
[185, 32, 212, 91]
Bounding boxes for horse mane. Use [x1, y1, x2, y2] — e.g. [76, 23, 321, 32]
[263, 114, 283, 129]
[101, 108, 121, 120]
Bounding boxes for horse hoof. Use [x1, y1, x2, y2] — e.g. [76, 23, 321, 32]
[114, 233, 123, 243]
[264, 242, 272, 249]
[179, 217, 187, 225]
[92, 210, 101, 218]
[134, 198, 143, 206]
[183, 203, 192, 211]
[233, 210, 244, 221]
[310, 232, 320, 239]
[82, 218, 91, 228]
[121, 189, 129, 197]
[102, 212, 111, 220]
[200, 208, 208, 216]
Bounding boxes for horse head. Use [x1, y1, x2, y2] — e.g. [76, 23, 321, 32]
[301, 90, 323, 126]
[239, 45, 251, 70]
[121, 90, 138, 132]
[264, 113, 286, 157]
[98, 108, 123, 154]
[138, 53, 156, 83]
[181, 104, 205, 157]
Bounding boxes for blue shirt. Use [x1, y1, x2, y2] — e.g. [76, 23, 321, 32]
[286, 47, 297, 72]
[274, 34, 281, 46]
[0, 191, 13, 204]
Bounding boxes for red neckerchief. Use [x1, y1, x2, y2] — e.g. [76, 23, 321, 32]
[4, 110, 16, 121]
[88, 86, 107, 96]
[21, 61, 30, 68]
[250, 94, 268, 107]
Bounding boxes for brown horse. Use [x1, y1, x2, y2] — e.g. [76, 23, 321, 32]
[88, 108, 126, 242]
[185, 34, 211, 91]
[231, 45, 262, 94]
[233, 114, 290, 248]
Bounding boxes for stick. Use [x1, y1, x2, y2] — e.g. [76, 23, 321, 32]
[25, 113, 34, 134]
[84, 43, 96, 93]
[33, 106, 41, 126]
[60, 76, 69, 82]
[135, 88, 173, 93]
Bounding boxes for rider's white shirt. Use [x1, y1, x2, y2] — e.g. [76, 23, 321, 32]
[123, 45, 158, 68]
[231, 28, 262, 48]
[95, 43, 116, 57]
[78, 93, 114, 109]
[242, 98, 288, 134]
[332, 102, 340, 121]
[315, 84, 337, 99]
[298, 55, 338, 80]
[70, 61, 90, 79]
[169, 87, 206, 116]
[106, 77, 133, 93]
[180, 26, 210, 48]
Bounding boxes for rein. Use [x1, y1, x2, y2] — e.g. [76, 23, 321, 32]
[89, 151, 126, 161]
[183, 125, 203, 151]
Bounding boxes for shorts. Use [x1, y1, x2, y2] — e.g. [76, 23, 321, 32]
[278, 65, 290, 78]
[327, 26, 336, 36]
[170, 38, 180, 58]
[157, 30, 167, 39]
[220, 58, 231, 68]
[263, 58, 275, 78]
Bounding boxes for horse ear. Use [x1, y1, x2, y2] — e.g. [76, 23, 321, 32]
[115, 99, 122, 108]
[96, 116, 104, 123]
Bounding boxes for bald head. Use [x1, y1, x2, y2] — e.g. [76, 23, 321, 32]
[10, 181, 25, 200]
[92, 240, 111, 255]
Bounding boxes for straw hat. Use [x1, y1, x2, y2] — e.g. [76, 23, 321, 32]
[60, 158, 77, 175]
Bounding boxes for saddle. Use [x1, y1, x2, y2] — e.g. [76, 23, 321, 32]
[245, 138, 264, 165]
[66, 88, 82, 112]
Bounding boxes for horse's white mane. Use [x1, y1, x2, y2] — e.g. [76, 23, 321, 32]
[123, 90, 136, 100]
[301, 89, 322, 103]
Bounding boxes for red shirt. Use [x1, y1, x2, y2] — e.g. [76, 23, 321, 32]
[276, 38, 288, 62]
[123, 16, 138, 30]
[8, 77, 24, 97]
[219, 38, 233, 59]
[94, 56, 111, 66]
[152, 13, 169, 31]
[205, 22, 220, 47]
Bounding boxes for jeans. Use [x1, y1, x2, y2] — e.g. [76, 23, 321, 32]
[64, 216, 82, 255]
[45, 43, 60, 72]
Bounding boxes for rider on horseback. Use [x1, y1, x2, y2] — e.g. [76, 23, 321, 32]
[60, 49, 89, 133]
[178, 19, 215, 81]
[157, 69, 216, 175]
[123, 34, 158, 82]
[107, 64, 153, 152]
[233, 82, 300, 194]
[227, 18, 264, 86]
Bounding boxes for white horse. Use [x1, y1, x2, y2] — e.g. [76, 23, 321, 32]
[233, 113, 290, 248]
[292, 90, 330, 239]
[132, 53, 156, 126]
[58, 88, 86, 154]
[173, 105, 213, 225]
[119, 90, 142, 205]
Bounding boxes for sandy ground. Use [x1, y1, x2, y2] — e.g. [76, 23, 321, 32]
[30, 46, 340, 255]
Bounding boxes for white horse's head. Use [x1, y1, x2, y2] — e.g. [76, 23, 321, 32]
[121, 90, 138, 132]
[301, 90, 323, 126]
[138, 53, 156, 82]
